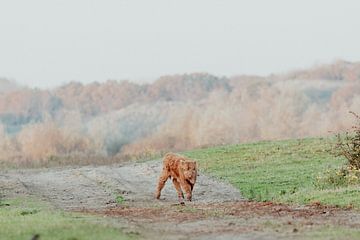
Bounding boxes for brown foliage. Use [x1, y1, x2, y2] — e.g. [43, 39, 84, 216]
[16, 121, 98, 163]
[0, 60, 359, 165]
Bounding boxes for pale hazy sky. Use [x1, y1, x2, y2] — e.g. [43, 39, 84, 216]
[0, 0, 359, 88]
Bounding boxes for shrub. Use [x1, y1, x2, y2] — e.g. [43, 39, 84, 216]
[335, 111, 360, 170]
[17, 121, 99, 162]
[315, 111, 360, 189]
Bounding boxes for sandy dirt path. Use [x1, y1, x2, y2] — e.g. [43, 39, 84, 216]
[0, 160, 243, 210]
[1, 160, 360, 240]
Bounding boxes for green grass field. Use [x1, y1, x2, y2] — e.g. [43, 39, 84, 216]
[185, 137, 360, 208]
[1, 137, 359, 239]
[0, 198, 136, 240]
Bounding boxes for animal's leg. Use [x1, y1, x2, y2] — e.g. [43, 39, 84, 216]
[172, 178, 184, 203]
[180, 181, 192, 201]
[155, 170, 169, 199]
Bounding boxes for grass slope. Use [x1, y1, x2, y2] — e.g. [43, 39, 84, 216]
[185, 137, 360, 208]
[0, 198, 136, 240]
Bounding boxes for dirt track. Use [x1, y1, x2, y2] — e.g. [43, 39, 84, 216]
[1, 160, 360, 240]
[0, 160, 243, 210]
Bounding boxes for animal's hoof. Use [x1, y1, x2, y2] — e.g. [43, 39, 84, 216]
[180, 202, 185, 205]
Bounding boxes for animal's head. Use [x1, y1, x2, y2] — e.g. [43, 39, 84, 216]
[180, 160, 197, 184]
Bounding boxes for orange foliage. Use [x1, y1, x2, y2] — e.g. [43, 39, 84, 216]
[0, 61, 359, 163]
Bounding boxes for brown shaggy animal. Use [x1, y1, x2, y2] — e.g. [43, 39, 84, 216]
[155, 153, 197, 203]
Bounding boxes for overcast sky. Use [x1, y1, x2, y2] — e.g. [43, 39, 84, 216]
[0, 0, 359, 88]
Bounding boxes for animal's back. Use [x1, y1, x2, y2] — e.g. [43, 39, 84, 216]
[163, 153, 182, 178]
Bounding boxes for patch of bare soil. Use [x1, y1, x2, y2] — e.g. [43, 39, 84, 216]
[84, 201, 360, 240]
[1, 160, 360, 240]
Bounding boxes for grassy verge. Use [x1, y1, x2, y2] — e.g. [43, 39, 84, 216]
[184, 137, 360, 208]
[0, 197, 136, 240]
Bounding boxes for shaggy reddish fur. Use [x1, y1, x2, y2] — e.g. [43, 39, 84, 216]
[155, 153, 197, 203]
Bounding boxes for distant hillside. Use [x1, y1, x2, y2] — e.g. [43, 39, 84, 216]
[281, 60, 360, 81]
[0, 78, 21, 93]
[0, 61, 359, 162]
